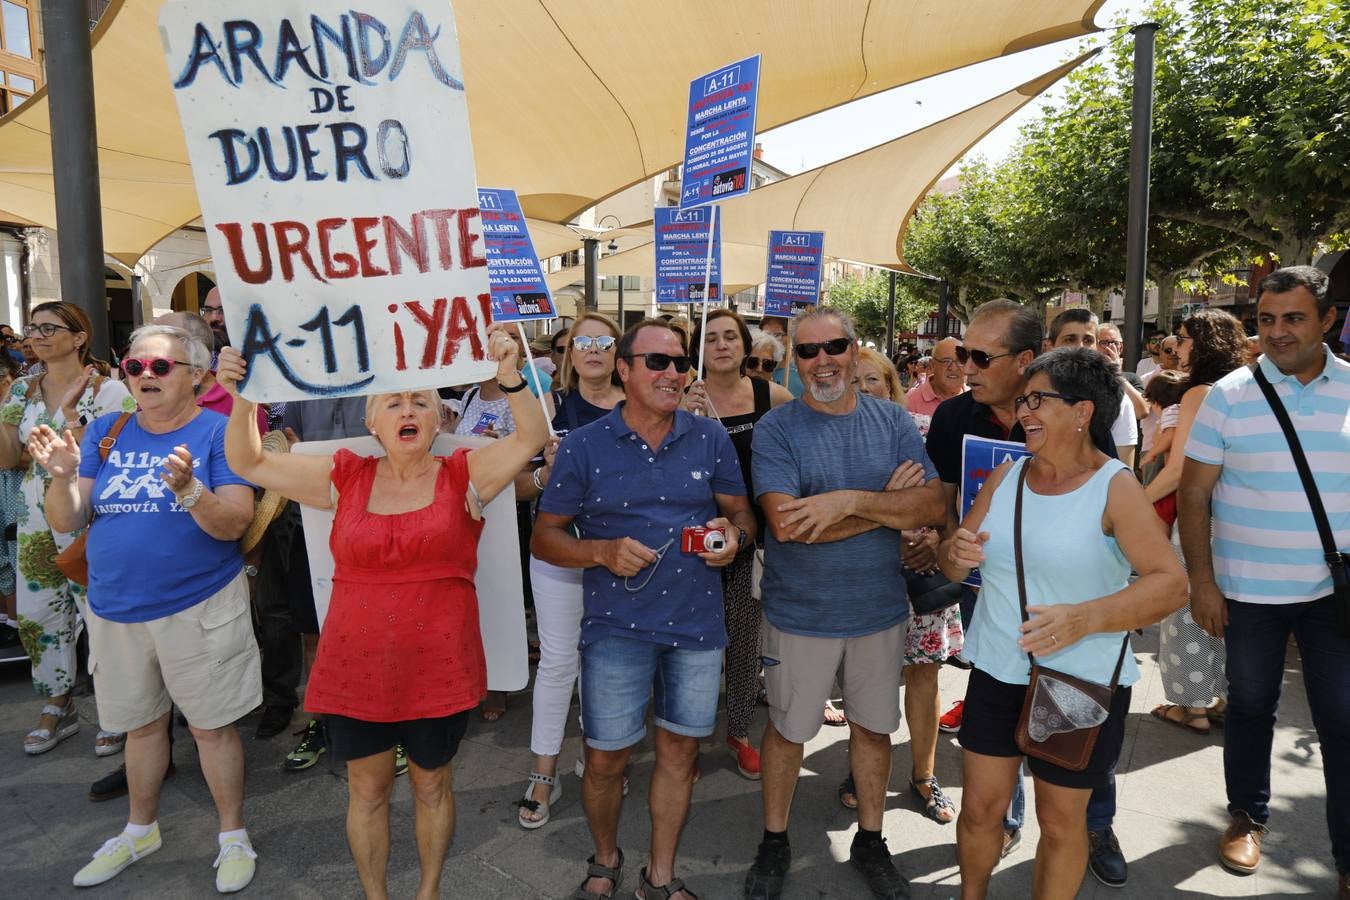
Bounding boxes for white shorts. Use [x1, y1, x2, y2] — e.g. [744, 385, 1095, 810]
[87, 569, 262, 733]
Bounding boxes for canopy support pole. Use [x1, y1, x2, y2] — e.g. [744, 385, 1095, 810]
[1123, 22, 1160, 370]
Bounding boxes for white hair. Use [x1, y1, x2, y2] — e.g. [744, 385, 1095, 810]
[128, 324, 211, 375]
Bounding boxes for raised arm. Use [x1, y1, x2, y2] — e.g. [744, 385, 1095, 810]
[216, 347, 335, 509]
[466, 324, 550, 506]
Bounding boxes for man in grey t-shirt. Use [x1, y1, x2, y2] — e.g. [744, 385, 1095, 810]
[744, 308, 944, 900]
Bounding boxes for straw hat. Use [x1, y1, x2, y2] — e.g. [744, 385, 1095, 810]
[240, 430, 291, 553]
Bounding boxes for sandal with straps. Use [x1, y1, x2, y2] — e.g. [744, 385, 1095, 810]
[572, 848, 624, 900]
[517, 771, 562, 830]
[25, 701, 80, 755]
[636, 865, 699, 899]
[909, 775, 956, 825]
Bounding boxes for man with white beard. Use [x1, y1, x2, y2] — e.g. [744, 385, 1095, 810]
[744, 307, 945, 900]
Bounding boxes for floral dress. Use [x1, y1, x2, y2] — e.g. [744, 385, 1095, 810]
[1, 375, 134, 697]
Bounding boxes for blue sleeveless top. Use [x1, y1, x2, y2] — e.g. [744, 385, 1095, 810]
[964, 456, 1140, 688]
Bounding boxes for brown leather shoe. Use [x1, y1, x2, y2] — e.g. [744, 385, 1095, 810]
[1218, 811, 1266, 874]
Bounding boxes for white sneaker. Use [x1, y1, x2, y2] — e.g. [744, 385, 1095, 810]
[73, 825, 162, 887]
[213, 836, 257, 893]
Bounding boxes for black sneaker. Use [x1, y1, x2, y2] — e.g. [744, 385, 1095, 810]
[1088, 827, 1127, 887]
[743, 839, 791, 900]
[283, 720, 326, 772]
[849, 835, 909, 899]
[256, 705, 294, 740]
[89, 760, 175, 802]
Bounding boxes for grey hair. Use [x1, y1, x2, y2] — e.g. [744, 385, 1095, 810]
[1023, 347, 1122, 448]
[749, 329, 784, 362]
[970, 298, 1042, 356]
[155, 311, 216, 355]
[128, 324, 211, 388]
[792, 305, 858, 343]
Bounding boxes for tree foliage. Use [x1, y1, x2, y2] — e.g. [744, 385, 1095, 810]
[824, 269, 934, 343]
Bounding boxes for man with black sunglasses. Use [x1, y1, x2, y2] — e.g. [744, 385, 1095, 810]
[745, 307, 945, 900]
[925, 298, 1127, 885]
[534, 318, 755, 900]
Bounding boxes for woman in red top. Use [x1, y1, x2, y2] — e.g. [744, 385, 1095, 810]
[217, 324, 547, 900]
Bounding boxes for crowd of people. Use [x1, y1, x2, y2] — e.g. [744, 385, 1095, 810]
[1, 265, 1345, 900]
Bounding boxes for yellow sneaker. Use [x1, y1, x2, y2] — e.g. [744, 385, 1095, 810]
[214, 835, 257, 893]
[73, 825, 162, 887]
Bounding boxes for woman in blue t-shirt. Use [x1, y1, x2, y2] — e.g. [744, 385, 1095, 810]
[28, 324, 262, 893]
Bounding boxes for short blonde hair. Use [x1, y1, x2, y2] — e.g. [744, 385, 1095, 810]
[856, 347, 906, 406]
[364, 389, 446, 428]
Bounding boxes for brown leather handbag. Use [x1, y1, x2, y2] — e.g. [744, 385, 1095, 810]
[1010, 463, 1129, 772]
[54, 412, 132, 586]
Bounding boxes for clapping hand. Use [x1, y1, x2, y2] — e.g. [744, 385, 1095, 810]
[58, 366, 96, 421]
[27, 424, 81, 479]
[159, 445, 197, 498]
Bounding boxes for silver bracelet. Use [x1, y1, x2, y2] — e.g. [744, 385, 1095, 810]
[531, 467, 547, 492]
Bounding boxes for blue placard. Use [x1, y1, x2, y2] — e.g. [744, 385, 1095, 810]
[764, 229, 824, 316]
[959, 434, 1033, 588]
[479, 187, 556, 322]
[654, 206, 722, 304]
[680, 54, 761, 210]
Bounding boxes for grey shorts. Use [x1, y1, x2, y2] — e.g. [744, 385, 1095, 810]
[759, 615, 904, 744]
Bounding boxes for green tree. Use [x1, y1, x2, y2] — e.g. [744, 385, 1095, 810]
[824, 269, 934, 343]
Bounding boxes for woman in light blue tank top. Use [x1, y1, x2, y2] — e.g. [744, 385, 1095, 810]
[937, 349, 1186, 900]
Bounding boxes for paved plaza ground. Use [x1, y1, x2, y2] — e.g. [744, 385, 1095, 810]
[0, 624, 1336, 899]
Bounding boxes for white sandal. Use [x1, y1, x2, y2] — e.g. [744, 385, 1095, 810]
[517, 772, 561, 830]
[25, 702, 80, 755]
[94, 730, 126, 758]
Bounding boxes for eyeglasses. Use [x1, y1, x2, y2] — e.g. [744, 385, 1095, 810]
[1098, 339, 1123, 349]
[23, 323, 74, 338]
[200, 304, 224, 316]
[745, 356, 778, 373]
[954, 346, 1015, 369]
[1014, 390, 1082, 411]
[932, 356, 960, 368]
[1163, 348, 1179, 356]
[794, 337, 852, 359]
[572, 335, 616, 353]
[621, 352, 692, 374]
[121, 357, 190, 377]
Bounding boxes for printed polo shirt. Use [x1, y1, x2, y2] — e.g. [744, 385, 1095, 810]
[1185, 347, 1350, 605]
[538, 402, 744, 650]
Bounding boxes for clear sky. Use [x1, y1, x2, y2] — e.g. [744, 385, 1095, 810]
[756, 0, 1150, 177]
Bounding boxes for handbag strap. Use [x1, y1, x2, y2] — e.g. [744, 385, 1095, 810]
[1251, 364, 1344, 574]
[98, 412, 132, 461]
[1013, 461, 1129, 687]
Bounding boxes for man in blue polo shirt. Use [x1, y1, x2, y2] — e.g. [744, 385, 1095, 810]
[534, 318, 756, 900]
[1181, 266, 1350, 897]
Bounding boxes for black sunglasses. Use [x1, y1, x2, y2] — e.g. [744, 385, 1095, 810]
[745, 356, 778, 373]
[1014, 390, 1082, 411]
[622, 352, 692, 374]
[954, 346, 1015, 369]
[794, 337, 852, 359]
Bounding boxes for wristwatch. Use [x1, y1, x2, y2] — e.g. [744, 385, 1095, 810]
[178, 477, 205, 509]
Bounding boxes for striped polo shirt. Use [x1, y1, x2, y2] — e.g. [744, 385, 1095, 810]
[1185, 347, 1350, 605]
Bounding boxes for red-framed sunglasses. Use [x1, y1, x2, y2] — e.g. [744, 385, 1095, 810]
[121, 357, 190, 377]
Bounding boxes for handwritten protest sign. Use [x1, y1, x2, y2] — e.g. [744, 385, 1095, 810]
[159, 2, 496, 402]
[960, 434, 1033, 588]
[296, 434, 529, 692]
[479, 188, 556, 322]
[654, 206, 722, 304]
[681, 54, 761, 210]
[764, 230, 824, 316]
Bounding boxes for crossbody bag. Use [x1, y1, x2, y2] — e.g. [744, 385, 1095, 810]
[1011, 463, 1129, 771]
[54, 412, 133, 587]
[1251, 364, 1350, 638]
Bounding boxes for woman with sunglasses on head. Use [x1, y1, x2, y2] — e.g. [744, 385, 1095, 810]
[28, 324, 262, 891]
[513, 311, 626, 829]
[0, 302, 134, 758]
[938, 347, 1184, 900]
[1144, 309, 1248, 736]
[683, 309, 792, 780]
[746, 331, 784, 383]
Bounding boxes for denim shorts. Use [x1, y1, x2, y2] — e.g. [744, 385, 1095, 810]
[580, 634, 723, 751]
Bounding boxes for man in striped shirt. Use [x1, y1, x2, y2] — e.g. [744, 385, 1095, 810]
[1180, 265, 1349, 897]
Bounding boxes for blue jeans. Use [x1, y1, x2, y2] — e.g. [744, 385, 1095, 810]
[1224, 595, 1350, 874]
[579, 634, 723, 751]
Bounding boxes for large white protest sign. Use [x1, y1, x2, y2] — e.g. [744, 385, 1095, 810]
[159, 3, 496, 402]
[294, 434, 529, 693]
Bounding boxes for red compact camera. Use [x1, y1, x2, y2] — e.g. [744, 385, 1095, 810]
[681, 526, 727, 554]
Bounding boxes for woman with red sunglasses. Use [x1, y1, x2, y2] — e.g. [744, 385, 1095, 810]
[0, 301, 133, 759]
[28, 323, 262, 892]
